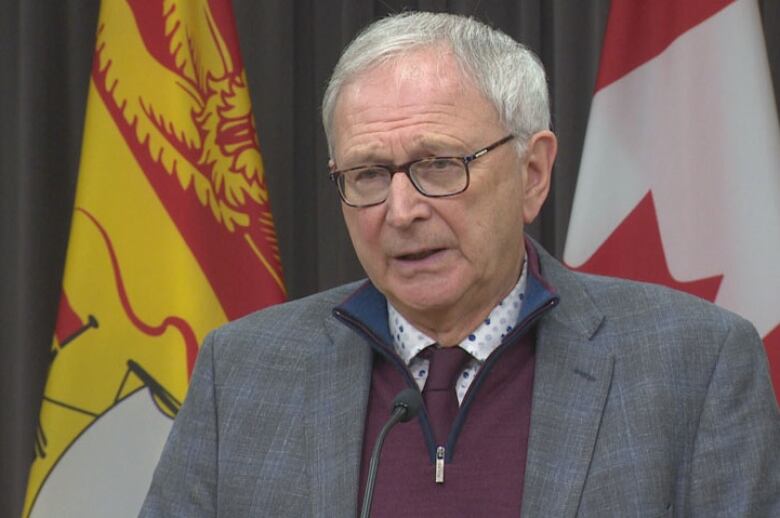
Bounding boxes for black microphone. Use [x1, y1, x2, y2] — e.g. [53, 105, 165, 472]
[359, 388, 422, 518]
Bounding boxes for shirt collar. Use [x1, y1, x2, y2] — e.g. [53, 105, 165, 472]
[388, 258, 528, 365]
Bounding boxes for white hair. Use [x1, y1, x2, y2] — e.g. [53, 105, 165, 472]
[322, 11, 551, 156]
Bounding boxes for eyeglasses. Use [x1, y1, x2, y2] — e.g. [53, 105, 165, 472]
[329, 134, 515, 208]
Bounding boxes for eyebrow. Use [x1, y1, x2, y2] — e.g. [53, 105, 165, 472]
[340, 137, 468, 167]
[413, 138, 468, 156]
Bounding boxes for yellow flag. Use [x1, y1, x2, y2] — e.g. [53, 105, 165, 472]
[23, 1, 285, 516]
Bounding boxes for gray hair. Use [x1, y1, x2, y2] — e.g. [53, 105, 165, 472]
[321, 11, 551, 156]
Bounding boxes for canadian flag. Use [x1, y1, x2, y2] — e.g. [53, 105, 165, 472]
[564, 0, 780, 398]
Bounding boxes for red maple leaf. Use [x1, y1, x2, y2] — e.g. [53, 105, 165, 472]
[570, 190, 779, 401]
[571, 191, 723, 302]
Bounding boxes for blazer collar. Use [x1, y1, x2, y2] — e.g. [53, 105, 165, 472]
[332, 237, 561, 351]
[521, 240, 613, 518]
[305, 314, 373, 517]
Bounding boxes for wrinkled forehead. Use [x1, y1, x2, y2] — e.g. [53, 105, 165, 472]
[335, 46, 475, 115]
[329, 47, 497, 160]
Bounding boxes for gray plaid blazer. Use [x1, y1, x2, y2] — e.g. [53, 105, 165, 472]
[140, 244, 780, 517]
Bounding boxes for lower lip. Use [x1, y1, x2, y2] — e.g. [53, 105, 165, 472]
[392, 249, 449, 273]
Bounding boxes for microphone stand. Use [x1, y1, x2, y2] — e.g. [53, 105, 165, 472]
[359, 388, 421, 518]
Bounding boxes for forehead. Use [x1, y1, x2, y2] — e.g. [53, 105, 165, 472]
[331, 48, 501, 155]
[351, 47, 465, 98]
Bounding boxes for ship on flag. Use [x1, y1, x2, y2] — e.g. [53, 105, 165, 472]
[23, 1, 286, 516]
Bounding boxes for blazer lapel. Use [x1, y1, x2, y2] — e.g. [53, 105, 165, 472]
[306, 315, 373, 518]
[521, 252, 614, 518]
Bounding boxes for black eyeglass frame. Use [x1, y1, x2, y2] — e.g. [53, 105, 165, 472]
[329, 134, 516, 208]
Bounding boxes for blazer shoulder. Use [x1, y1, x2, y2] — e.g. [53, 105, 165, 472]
[535, 241, 754, 345]
[225, 280, 363, 331]
[202, 280, 365, 369]
[580, 271, 746, 326]
[570, 271, 762, 362]
[537, 245, 753, 345]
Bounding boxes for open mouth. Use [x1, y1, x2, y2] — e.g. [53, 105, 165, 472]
[397, 248, 445, 261]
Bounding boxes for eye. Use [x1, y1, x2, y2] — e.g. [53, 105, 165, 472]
[416, 158, 461, 173]
[350, 167, 390, 185]
[429, 158, 456, 169]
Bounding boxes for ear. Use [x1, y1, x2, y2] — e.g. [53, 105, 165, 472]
[328, 158, 336, 171]
[521, 130, 557, 224]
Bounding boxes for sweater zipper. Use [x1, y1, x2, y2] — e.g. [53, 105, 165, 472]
[436, 297, 559, 483]
[435, 446, 445, 483]
[334, 295, 559, 485]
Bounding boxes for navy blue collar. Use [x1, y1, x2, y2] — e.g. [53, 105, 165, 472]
[333, 238, 560, 350]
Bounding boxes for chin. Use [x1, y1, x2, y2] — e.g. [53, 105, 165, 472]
[389, 282, 466, 315]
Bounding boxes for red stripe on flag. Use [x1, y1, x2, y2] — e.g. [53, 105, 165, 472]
[126, 0, 245, 77]
[764, 325, 780, 397]
[595, 0, 733, 92]
[124, 1, 178, 75]
[206, 0, 245, 70]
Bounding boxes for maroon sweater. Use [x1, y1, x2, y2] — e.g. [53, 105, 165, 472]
[357, 329, 538, 517]
[334, 241, 558, 517]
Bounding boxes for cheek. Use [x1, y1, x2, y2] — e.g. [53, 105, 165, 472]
[343, 209, 385, 265]
[350, 215, 379, 245]
[457, 193, 524, 261]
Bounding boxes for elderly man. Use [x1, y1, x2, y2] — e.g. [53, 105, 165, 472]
[141, 12, 780, 517]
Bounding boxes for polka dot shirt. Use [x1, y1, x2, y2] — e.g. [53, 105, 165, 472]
[388, 259, 528, 404]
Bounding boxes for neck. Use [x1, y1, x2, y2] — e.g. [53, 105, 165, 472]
[414, 308, 495, 347]
[394, 266, 524, 347]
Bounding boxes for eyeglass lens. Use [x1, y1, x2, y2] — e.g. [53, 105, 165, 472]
[341, 157, 467, 206]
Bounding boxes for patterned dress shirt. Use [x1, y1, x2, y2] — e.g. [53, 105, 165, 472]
[388, 259, 528, 404]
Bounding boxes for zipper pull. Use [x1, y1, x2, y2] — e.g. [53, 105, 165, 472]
[435, 446, 445, 484]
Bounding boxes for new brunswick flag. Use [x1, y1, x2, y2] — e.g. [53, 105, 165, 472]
[23, 1, 285, 516]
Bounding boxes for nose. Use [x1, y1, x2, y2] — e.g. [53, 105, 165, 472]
[384, 172, 431, 228]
